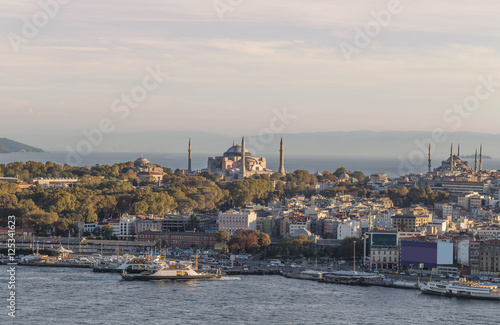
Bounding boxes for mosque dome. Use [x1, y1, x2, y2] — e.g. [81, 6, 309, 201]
[134, 155, 150, 167]
[223, 144, 251, 157]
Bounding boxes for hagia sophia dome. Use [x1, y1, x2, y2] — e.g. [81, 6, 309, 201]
[223, 144, 251, 157]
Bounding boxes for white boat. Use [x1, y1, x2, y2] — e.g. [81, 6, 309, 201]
[93, 256, 164, 273]
[121, 260, 222, 281]
[419, 278, 500, 300]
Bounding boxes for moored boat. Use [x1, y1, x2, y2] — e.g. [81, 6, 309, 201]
[320, 271, 382, 285]
[419, 278, 500, 300]
[121, 260, 222, 281]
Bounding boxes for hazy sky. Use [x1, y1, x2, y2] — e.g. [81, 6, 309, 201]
[2, 0, 500, 138]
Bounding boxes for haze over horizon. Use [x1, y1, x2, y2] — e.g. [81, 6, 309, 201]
[2, 0, 500, 142]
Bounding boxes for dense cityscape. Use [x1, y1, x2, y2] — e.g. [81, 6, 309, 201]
[3, 1, 500, 323]
[2, 140, 500, 280]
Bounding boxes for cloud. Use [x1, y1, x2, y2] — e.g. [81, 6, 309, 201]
[1, 0, 500, 137]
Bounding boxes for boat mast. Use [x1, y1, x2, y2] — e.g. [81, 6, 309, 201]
[353, 240, 356, 272]
[195, 249, 199, 270]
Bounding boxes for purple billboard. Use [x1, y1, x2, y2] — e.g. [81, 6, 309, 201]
[400, 241, 437, 268]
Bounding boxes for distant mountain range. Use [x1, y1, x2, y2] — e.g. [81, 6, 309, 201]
[0, 138, 44, 153]
[5, 130, 499, 159]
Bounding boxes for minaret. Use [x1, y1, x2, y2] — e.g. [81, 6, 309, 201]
[450, 143, 454, 172]
[457, 143, 460, 157]
[479, 144, 483, 171]
[474, 149, 478, 172]
[241, 136, 246, 178]
[278, 137, 285, 175]
[428, 143, 431, 173]
[188, 137, 192, 173]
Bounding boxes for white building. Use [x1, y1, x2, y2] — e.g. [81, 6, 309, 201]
[337, 220, 361, 240]
[289, 221, 311, 235]
[442, 204, 453, 218]
[472, 226, 500, 240]
[218, 210, 257, 236]
[110, 215, 137, 239]
[372, 211, 394, 230]
[84, 223, 98, 234]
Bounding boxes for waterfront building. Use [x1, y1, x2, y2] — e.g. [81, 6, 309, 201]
[109, 215, 136, 240]
[137, 231, 216, 249]
[400, 239, 453, 269]
[161, 214, 190, 232]
[84, 223, 98, 234]
[135, 218, 162, 234]
[370, 247, 400, 270]
[218, 209, 257, 236]
[475, 240, 500, 276]
[0, 226, 33, 236]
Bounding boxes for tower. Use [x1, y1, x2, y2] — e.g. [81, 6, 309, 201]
[188, 137, 192, 173]
[474, 149, 478, 172]
[479, 144, 483, 171]
[428, 143, 431, 173]
[457, 143, 460, 157]
[241, 136, 246, 178]
[450, 143, 454, 172]
[278, 137, 285, 175]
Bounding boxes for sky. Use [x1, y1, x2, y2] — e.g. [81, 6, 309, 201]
[2, 0, 500, 140]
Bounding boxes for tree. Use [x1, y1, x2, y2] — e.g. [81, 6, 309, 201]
[350, 171, 365, 182]
[334, 167, 348, 177]
[215, 230, 230, 243]
[338, 237, 363, 259]
[24, 211, 59, 234]
[101, 224, 114, 240]
[258, 232, 271, 248]
[292, 234, 311, 246]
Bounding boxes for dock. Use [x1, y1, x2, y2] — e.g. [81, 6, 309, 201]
[17, 262, 92, 268]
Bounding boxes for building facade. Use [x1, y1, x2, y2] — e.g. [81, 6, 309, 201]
[137, 231, 216, 249]
[218, 210, 257, 236]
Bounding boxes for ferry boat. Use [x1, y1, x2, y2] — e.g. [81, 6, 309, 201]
[93, 256, 164, 274]
[282, 270, 323, 281]
[320, 271, 382, 285]
[419, 278, 500, 300]
[121, 260, 222, 281]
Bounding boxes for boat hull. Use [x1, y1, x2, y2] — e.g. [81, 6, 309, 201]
[419, 283, 500, 301]
[121, 274, 221, 281]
